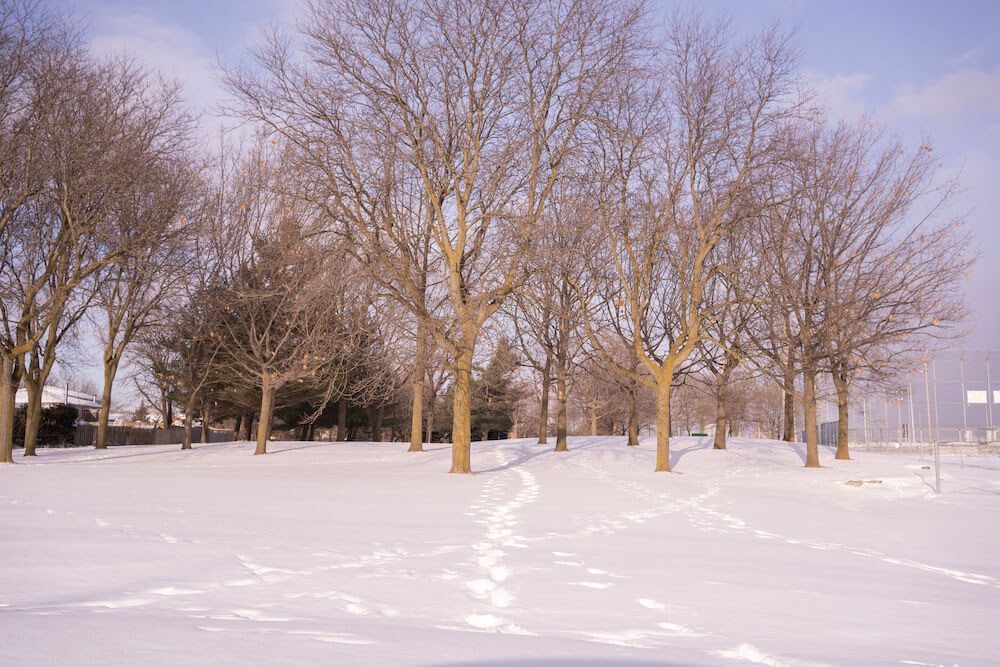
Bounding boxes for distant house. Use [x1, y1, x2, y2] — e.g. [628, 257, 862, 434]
[14, 385, 102, 419]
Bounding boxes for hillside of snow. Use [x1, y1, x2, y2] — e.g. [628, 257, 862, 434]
[2, 436, 998, 666]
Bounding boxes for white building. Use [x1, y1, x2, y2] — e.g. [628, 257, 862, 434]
[14, 385, 102, 414]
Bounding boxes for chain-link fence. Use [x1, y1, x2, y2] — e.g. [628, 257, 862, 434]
[823, 349, 999, 451]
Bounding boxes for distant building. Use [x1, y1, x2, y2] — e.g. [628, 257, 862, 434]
[14, 385, 102, 419]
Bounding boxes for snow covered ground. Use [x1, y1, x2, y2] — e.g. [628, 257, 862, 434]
[2, 436, 998, 666]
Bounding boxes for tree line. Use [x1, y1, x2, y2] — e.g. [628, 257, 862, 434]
[0, 0, 971, 471]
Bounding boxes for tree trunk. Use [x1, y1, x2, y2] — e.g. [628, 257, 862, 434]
[425, 409, 434, 444]
[373, 405, 384, 442]
[336, 398, 348, 441]
[0, 354, 16, 463]
[626, 386, 639, 446]
[95, 359, 120, 450]
[538, 354, 551, 444]
[22, 379, 42, 456]
[182, 394, 197, 450]
[554, 360, 568, 452]
[654, 377, 672, 472]
[232, 412, 242, 440]
[589, 395, 598, 437]
[782, 366, 795, 442]
[802, 367, 821, 468]
[305, 421, 315, 441]
[201, 404, 210, 444]
[714, 379, 728, 450]
[243, 411, 254, 441]
[833, 370, 851, 460]
[166, 400, 173, 429]
[450, 343, 474, 474]
[409, 322, 426, 452]
[254, 376, 273, 455]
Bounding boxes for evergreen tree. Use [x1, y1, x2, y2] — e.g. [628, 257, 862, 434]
[442, 340, 522, 441]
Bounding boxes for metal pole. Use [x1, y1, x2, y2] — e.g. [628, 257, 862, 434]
[987, 350, 994, 433]
[883, 394, 889, 448]
[960, 356, 968, 442]
[908, 381, 916, 445]
[924, 362, 940, 494]
[897, 398, 903, 446]
[932, 360, 942, 444]
[863, 397, 869, 447]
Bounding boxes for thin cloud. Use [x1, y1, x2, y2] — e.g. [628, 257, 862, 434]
[809, 71, 873, 122]
[87, 11, 224, 124]
[951, 46, 984, 67]
[888, 66, 1000, 120]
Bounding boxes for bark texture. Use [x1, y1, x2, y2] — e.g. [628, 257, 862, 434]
[713, 384, 728, 450]
[254, 377, 273, 455]
[449, 346, 473, 474]
[782, 367, 795, 442]
[409, 324, 426, 452]
[22, 383, 41, 456]
[802, 367, 821, 467]
[0, 356, 15, 463]
[554, 363, 568, 452]
[833, 370, 851, 460]
[538, 355, 551, 444]
[654, 380, 672, 472]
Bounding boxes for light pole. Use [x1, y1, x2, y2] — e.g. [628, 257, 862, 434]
[924, 361, 940, 494]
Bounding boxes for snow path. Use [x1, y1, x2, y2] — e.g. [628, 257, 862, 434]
[1, 436, 998, 665]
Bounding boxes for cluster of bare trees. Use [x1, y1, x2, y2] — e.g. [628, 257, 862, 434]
[0, 0, 196, 461]
[0, 1, 391, 461]
[1, 0, 972, 474]
[225, 0, 970, 473]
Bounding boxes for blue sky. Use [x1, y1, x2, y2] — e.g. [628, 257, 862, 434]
[48, 0, 1000, 360]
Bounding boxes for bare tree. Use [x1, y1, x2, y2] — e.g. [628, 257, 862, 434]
[808, 121, 972, 459]
[225, 0, 646, 472]
[168, 286, 222, 451]
[130, 329, 179, 428]
[1, 45, 191, 461]
[530, 183, 593, 451]
[509, 282, 555, 445]
[698, 234, 758, 450]
[582, 14, 800, 471]
[91, 140, 197, 450]
[19, 273, 89, 455]
[0, 0, 77, 461]
[203, 144, 366, 455]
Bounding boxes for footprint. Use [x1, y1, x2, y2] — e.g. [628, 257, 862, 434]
[464, 613, 504, 630]
[467, 579, 496, 597]
[232, 608, 298, 622]
[657, 621, 703, 637]
[148, 586, 205, 596]
[488, 587, 513, 608]
[576, 629, 655, 648]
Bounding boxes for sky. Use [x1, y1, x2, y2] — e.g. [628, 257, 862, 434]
[43, 0, 1000, 397]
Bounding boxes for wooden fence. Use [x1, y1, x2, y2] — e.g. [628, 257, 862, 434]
[73, 425, 233, 448]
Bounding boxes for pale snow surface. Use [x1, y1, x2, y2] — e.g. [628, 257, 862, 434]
[1, 436, 998, 666]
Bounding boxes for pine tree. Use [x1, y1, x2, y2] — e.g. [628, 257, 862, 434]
[470, 340, 522, 441]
